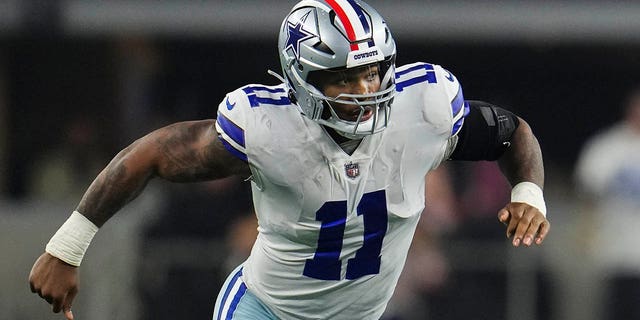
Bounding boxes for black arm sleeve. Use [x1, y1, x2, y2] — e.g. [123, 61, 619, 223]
[449, 100, 520, 161]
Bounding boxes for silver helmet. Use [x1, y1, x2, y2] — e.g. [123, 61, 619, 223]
[278, 0, 397, 139]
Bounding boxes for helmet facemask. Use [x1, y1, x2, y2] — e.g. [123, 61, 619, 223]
[304, 59, 395, 139]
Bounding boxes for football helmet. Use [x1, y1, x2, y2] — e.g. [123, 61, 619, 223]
[278, 0, 397, 139]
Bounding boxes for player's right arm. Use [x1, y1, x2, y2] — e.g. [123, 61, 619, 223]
[77, 119, 249, 227]
[29, 119, 249, 319]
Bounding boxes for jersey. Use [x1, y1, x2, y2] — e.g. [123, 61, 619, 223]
[215, 62, 467, 320]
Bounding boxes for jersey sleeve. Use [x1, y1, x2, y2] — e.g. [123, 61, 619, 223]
[215, 88, 251, 162]
[433, 64, 470, 137]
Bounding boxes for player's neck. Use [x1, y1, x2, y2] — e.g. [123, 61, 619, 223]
[325, 127, 362, 155]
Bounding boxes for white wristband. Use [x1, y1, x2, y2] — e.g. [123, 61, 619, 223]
[46, 211, 99, 267]
[511, 182, 547, 217]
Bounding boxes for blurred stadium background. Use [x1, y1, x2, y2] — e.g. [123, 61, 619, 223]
[1, 1, 640, 319]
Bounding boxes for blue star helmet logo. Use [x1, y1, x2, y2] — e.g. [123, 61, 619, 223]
[285, 12, 315, 60]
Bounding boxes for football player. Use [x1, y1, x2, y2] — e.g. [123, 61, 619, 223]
[29, 1, 550, 319]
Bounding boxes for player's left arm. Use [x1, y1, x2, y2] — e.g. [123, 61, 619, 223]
[449, 100, 549, 247]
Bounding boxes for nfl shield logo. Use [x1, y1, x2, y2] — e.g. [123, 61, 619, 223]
[345, 162, 360, 179]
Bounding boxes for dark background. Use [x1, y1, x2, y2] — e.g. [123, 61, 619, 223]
[2, 1, 639, 319]
[4, 39, 638, 198]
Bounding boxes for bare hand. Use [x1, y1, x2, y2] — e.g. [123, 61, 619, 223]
[29, 252, 79, 320]
[498, 202, 550, 247]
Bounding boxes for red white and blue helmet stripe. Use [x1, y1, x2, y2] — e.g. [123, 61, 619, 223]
[325, 0, 374, 51]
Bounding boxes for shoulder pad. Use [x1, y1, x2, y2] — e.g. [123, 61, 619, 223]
[215, 84, 292, 162]
[433, 65, 468, 136]
[215, 88, 252, 162]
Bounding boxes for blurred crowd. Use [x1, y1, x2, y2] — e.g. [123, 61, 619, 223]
[1, 36, 639, 320]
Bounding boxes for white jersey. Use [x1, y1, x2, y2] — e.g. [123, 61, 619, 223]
[215, 62, 467, 319]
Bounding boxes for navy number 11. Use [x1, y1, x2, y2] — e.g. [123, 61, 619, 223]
[303, 190, 388, 280]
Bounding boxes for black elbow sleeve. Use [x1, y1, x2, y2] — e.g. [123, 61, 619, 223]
[449, 100, 520, 161]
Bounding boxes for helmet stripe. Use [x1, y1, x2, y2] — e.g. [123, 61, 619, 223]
[335, 0, 371, 40]
[342, 0, 374, 50]
[325, 0, 361, 51]
[345, 0, 370, 35]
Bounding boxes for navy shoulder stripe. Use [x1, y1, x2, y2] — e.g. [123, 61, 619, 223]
[450, 86, 469, 136]
[395, 63, 437, 92]
[216, 112, 248, 162]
